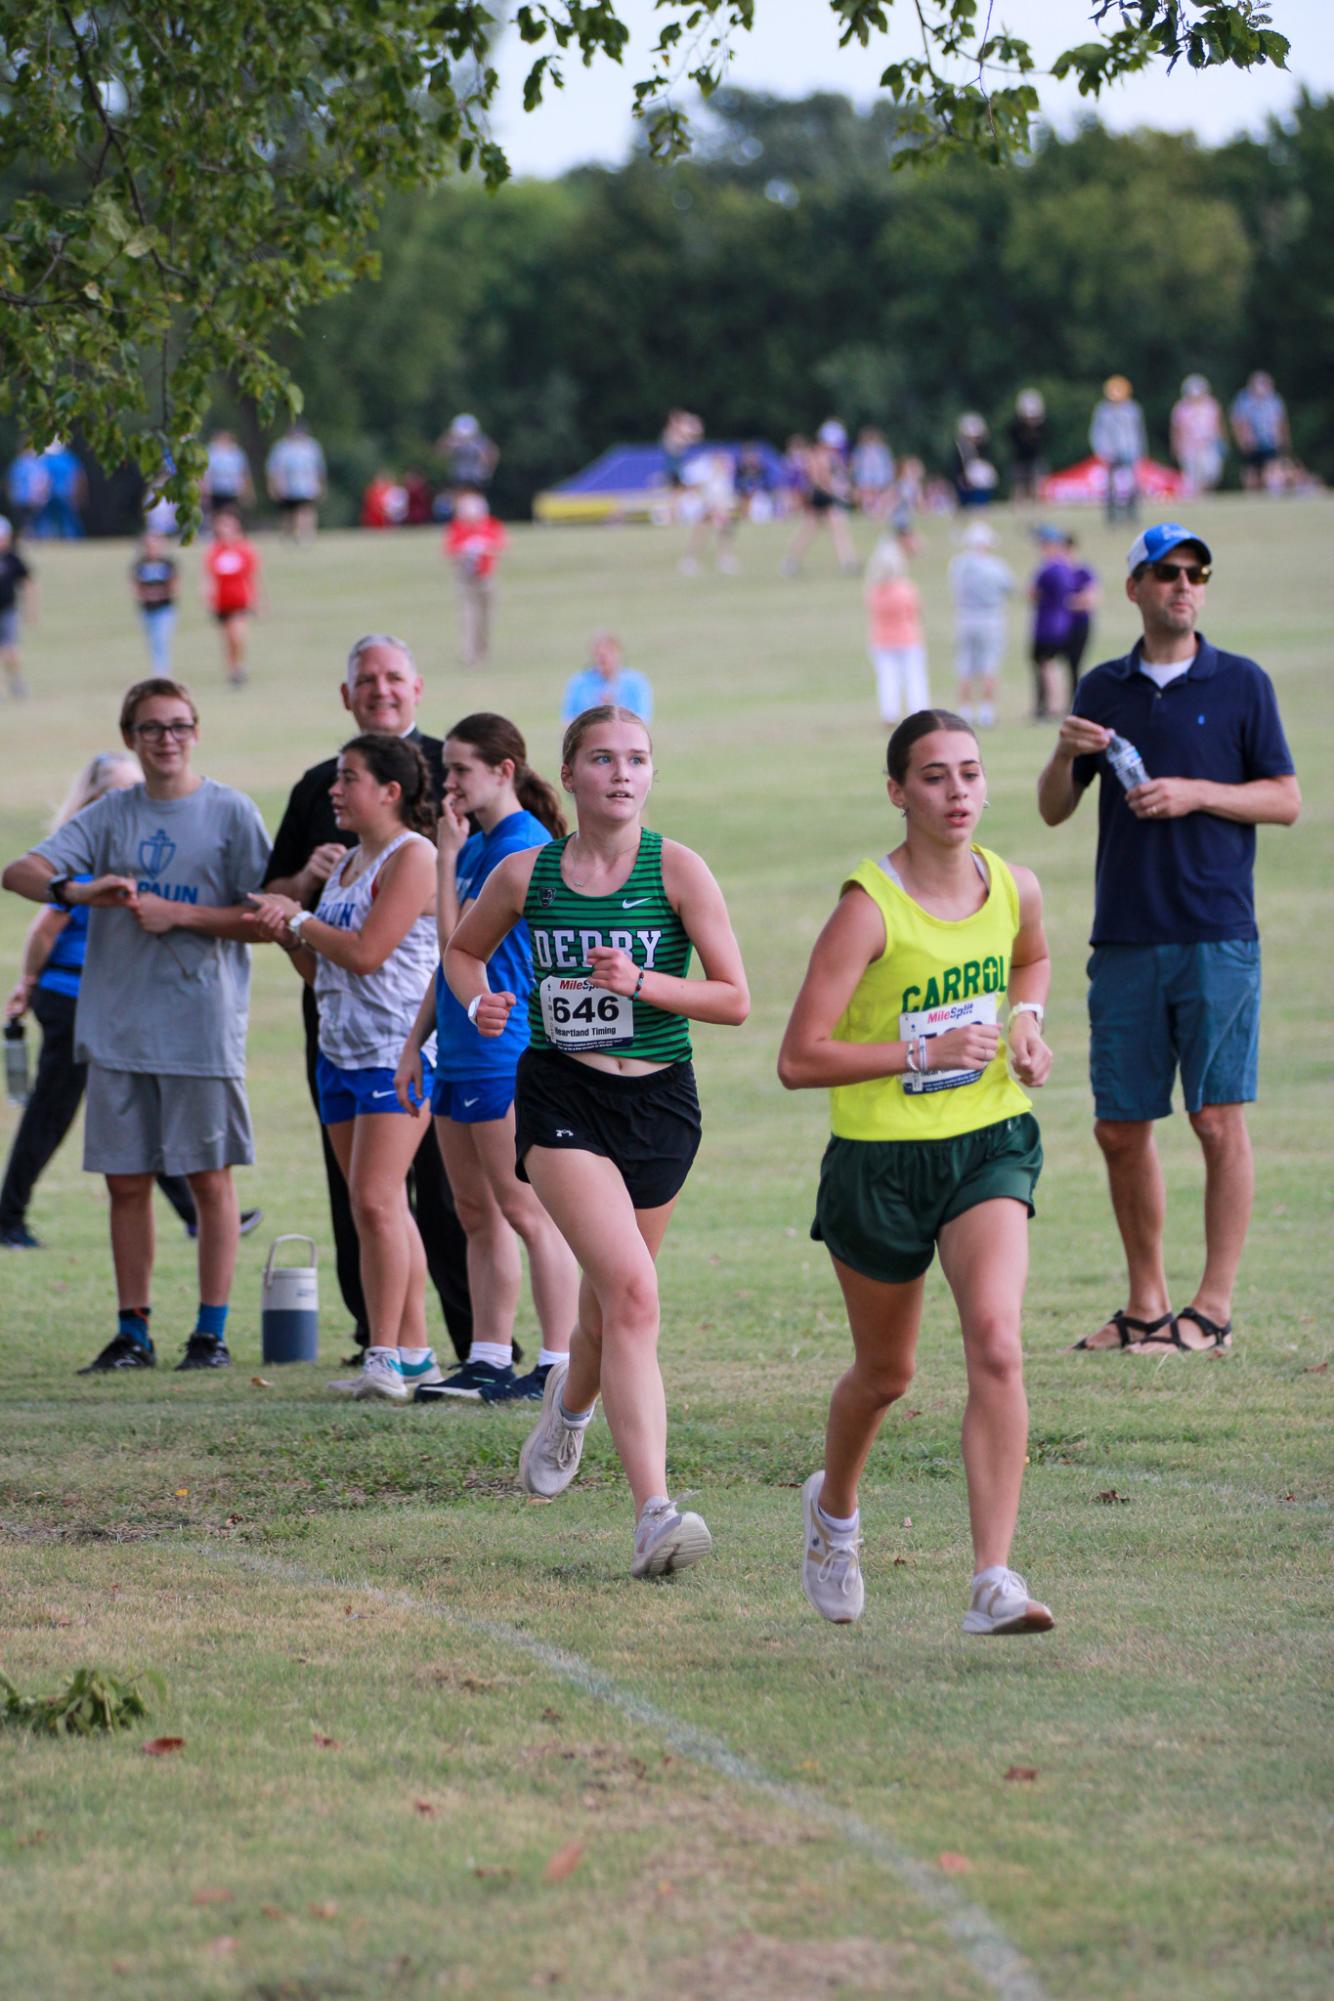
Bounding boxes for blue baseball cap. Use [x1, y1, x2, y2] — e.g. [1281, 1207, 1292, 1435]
[1126, 522, 1213, 574]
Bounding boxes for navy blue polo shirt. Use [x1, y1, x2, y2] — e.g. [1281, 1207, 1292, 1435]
[1071, 634, 1294, 945]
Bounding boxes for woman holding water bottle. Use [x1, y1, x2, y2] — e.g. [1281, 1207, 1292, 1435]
[778, 708, 1057, 1636]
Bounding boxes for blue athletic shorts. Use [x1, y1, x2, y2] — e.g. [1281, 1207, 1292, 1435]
[316, 1052, 432, 1124]
[1088, 940, 1261, 1122]
[430, 1074, 516, 1123]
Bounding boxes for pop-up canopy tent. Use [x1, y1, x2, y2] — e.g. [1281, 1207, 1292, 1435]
[1038, 456, 1185, 504]
[534, 441, 788, 523]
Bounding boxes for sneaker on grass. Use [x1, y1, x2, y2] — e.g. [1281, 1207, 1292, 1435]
[493, 1362, 552, 1404]
[176, 1334, 231, 1371]
[631, 1498, 713, 1580]
[397, 1351, 445, 1394]
[415, 1357, 516, 1404]
[328, 1350, 410, 1402]
[77, 1332, 155, 1374]
[962, 1565, 1054, 1636]
[0, 1222, 41, 1248]
[800, 1470, 864, 1624]
[517, 1357, 591, 1498]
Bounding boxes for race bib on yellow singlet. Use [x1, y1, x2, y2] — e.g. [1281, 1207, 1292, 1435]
[900, 992, 997, 1095]
[539, 975, 633, 1053]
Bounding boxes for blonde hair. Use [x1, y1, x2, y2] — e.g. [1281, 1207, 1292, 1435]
[54, 751, 141, 829]
[865, 537, 906, 584]
[560, 703, 653, 771]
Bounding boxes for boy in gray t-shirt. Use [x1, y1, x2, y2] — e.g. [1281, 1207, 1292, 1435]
[2, 677, 271, 1375]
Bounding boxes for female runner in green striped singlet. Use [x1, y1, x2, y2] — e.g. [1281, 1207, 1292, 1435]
[445, 706, 749, 1579]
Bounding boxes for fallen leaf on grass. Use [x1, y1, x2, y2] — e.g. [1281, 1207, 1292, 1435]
[1096, 1489, 1130, 1505]
[937, 1852, 971, 1874]
[250, 1375, 274, 1389]
[472, 1865, 514, 1880]
[141, 1737, 184, 1756]
[192, 1887, 233, 1906]
[260, 1905, 286, 1920]
[203, 1936, 238, 1958]
[312, 1731, 339, 1748]
[414, 1799, 438, 1816]
[18, 1830, 48, 1848]
[174, 1488, 190, 1498]
[542, 1840, 584, 1883]
[308, 1900, 338, 1919]
[541, 1707, 562, 1724]
[902, 1516, 912, 1528]
[1302, 1361, 1328, 1375]
[904, 1409, 922, 1419]
[1004, 1766, 1038, 1783]
[1281, 1492, 1297, 1503]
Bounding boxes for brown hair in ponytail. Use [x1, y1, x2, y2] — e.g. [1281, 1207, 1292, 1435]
[446, 712, 568, 838]
[339, 732, 438, 836]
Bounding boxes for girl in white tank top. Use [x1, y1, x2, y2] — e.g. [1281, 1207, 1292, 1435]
[248, 733, 443, 1405]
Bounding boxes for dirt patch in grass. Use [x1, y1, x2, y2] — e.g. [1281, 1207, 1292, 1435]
[664, 1932, 905, 2000]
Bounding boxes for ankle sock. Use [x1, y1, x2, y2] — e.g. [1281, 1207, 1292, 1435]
[118, 1307, 152, 1348]
[537, 1348, 564, 1370]
[467, 1340, 512, 1370]
[194, 1302, 228, 1341]
[558, 1398, 595, 1429]
[366, 1344, 400, 1363]
[399, 1347, 431, 1366]
[818, 1502, 859, 1538]
[637, 1495, 672, 1525]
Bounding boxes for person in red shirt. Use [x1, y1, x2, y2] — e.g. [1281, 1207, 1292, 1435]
[202, 508, 261, 687]
[444, 492, 507, 669]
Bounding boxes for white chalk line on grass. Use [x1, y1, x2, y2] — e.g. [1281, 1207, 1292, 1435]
[216, 1548, 1049, 2001]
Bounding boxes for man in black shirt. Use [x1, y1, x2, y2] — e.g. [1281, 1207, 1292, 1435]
[264, 633, 473, 1360]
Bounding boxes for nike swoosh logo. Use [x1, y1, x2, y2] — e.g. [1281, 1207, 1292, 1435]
[371, 1090, 396, 1099]
[463, 1096, 480, 1108]
[622, 897, 650, 908]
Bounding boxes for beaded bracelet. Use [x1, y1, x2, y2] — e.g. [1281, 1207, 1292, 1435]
[632, 967, 646, 1000]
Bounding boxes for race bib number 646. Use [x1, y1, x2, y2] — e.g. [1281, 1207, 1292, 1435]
[540, 976, 633, 1052]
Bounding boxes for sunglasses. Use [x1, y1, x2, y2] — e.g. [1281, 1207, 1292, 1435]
[1146, 559, 1211, 585]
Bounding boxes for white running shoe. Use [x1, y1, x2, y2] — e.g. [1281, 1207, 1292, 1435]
[328, 1351, 410, 1403]
[630, 1499, 713, 1579]
[801, 1471, 864, 1624]
[962, 1565, 1054, 1636]
[517, 1358, 592, 1498]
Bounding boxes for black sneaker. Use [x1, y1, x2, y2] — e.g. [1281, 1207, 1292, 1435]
[184, 1207, 263, 1242]
[78, 1333, 155, 1374]
[1, 1222, 41, 1248]
[415, 1358, 516, 1404]
[490, 1363, 552, 1404]
[175, 1334, 232, 1371]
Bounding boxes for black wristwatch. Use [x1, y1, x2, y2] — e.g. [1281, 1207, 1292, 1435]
[47, 874, 73, 910]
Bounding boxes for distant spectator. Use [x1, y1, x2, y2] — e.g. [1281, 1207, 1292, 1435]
[660, 408, 704, 509]
[734, 444, 775, 523]
[0, 517, 36, 699]
[782, 420, 857, 575]
[780, 434, 812, 516]
[36, 441, 86, 540]
[439, 414, 499, 498]
[561, 632, 653, 728]
[851, 427, 895, 515]
[130, 531, 179, 675]
[202, 431, 254, 518]
[680, 447, 739, 575]
[6, 447, 50, 537]
[1008, 389, 1047, 505]
[361, 471, 410, 530]
[1061, 535, 1101, 705]
[888, 456, 925, 557]
[1170, 375, 1226, 494]
[1028, 527, 1079, 721]
[265, 419, 326, 542]
[949, 520, 1013, 729]
[1089, 376, 1146, 524]
[864, 538, 927, 727]
[202, 508, 261, 687]
[953, 412, 998, 510]
[445, 491, 507, 670]
[402, 469, 435, 526]
[142, 456, 179, 538]
[1230, 372, 1289, 491]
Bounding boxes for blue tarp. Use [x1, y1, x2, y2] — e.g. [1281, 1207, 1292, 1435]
[547, 440, 788, 496]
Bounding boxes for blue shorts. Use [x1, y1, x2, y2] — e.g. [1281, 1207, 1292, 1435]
[1088, 940, 1261, 1122]
[430, 1074, 516, 1124]
[316, 1053, 432, 1125]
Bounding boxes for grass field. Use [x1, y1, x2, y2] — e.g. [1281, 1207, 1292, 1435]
[1, 499, 1330, 2001]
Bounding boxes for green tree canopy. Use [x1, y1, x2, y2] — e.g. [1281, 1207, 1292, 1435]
[0, 1, 1291, 523]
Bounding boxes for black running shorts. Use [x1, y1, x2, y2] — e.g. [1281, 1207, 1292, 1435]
[514, 1047, 702, 1211]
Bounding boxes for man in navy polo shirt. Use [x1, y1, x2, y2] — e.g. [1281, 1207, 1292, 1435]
[1037, 524, 1300, 1355]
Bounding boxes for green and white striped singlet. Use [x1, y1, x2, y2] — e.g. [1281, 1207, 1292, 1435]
[523, 830, 693, 1063]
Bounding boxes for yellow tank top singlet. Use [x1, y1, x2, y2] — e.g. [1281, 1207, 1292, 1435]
[829, 845, 1033, 1143]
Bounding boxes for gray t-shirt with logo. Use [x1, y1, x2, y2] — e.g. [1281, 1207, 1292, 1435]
[34, 779, 271, 1078]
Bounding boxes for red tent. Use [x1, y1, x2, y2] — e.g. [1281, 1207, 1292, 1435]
[1038, 457, 1185, 505]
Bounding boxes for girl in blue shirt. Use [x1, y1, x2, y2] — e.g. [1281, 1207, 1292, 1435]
[396, 713, 577, 1404]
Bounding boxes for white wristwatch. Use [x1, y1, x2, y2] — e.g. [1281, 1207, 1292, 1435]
[287, 909, 312, 941]
[1010, 1001, 1045, 1028]
[467, 993, 484, 1025]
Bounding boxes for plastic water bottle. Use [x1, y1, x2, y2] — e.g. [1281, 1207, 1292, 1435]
[1106, 733, 1150, 792]
[4, 1020, 29, 1106]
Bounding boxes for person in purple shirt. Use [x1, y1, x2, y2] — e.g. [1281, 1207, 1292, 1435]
[1028, 529, 1077, 721]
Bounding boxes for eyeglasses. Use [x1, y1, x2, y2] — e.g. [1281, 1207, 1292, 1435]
[1146, 560, 1211, 586]
[131, 720, 196, 742]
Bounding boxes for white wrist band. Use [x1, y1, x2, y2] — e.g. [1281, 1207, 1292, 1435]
[1010, 1001, 1045, 1028]
[287, 909, 311, 941]
[467, 993, 484, 1025]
